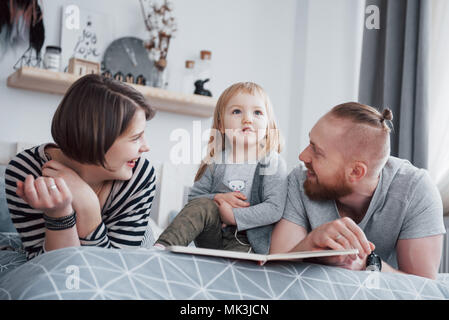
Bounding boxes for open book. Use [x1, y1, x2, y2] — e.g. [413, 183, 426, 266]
[166, 245, 359, 266]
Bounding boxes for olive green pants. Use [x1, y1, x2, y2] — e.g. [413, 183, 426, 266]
[156, 198, 252, 252]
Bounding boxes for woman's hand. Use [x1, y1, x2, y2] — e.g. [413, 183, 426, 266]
[16, 175, 73, 218]
[42, 160, 99, 212]
[42, 160, 102, 238]
[42, 160, 88, 193]
[214, 192, 250, 208]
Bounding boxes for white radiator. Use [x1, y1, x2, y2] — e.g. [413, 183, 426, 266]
[439, 217, 449, 273]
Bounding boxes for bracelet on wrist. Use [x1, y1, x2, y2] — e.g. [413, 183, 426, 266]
[43, 211, 76, 231]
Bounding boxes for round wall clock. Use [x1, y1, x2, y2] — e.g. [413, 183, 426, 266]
[102, 37, 155, 83]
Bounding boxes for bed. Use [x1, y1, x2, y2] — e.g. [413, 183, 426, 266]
[1, 159, 449, 300]
[1, 232, 449, 300]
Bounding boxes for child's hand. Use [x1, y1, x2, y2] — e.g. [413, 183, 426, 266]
[214, 192, 249, 208]
[215, 198, 236, 227]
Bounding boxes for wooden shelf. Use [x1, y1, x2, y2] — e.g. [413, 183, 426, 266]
[7, 67, 216, 118]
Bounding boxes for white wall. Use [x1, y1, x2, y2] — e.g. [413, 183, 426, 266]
[0, 0, 365, 171]
[286, 0, 365, 169]
[0, 0, 296, 168]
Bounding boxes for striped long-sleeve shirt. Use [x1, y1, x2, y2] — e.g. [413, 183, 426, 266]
[4, 143, 156, 260]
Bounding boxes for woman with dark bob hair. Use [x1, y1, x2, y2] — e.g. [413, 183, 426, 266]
[5, 74, 157, 259]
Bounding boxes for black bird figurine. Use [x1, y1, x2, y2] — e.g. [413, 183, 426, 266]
[194, 79, 212, 97]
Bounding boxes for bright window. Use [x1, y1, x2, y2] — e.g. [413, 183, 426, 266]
[429, 0, 449, 212]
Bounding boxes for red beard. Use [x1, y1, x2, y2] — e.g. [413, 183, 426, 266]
[303, 164, 352, 201]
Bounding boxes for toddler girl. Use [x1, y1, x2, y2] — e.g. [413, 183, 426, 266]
[156, 82, 287, 254]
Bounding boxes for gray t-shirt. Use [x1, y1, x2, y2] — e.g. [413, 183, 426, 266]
[283, 156, 446, 267]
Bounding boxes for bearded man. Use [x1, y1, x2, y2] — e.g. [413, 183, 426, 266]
[270, 102, 446, 279]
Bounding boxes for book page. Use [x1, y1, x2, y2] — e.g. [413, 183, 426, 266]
[166, 246, 359, 264]
[266, 248, 359, 261]
[166, 246, 268, 262]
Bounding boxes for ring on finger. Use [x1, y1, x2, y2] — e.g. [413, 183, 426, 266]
[48, 184, 57, 190]
[335, 234, 342, 241]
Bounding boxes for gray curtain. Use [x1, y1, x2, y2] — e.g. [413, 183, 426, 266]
[358, 0, 430, 169]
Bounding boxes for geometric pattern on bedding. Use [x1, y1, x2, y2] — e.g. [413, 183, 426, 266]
[1, 246, 449, 300]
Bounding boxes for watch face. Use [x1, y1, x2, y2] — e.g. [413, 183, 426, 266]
[102, 37, 155, 82]
[366, 252, 382, 271]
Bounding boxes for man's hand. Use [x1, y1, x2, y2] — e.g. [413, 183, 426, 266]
[329, 255, 367, 271]
[303, 217, 373, 260]
[307, 241, 375, 269]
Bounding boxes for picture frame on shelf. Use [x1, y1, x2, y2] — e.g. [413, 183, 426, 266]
[60, 4, 112, 73]
[68, 57, 100, 76]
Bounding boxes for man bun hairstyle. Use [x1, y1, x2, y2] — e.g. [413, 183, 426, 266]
[381, 108, 393, 122]
[51, 74, 156, 167]
[329, 102, 393, 177]
[330, 102, 393, 133]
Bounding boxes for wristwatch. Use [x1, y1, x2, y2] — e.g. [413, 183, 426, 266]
[365, 252, 382, 271]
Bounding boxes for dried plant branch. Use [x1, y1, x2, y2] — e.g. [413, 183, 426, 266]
[139, 0, 177, 71]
